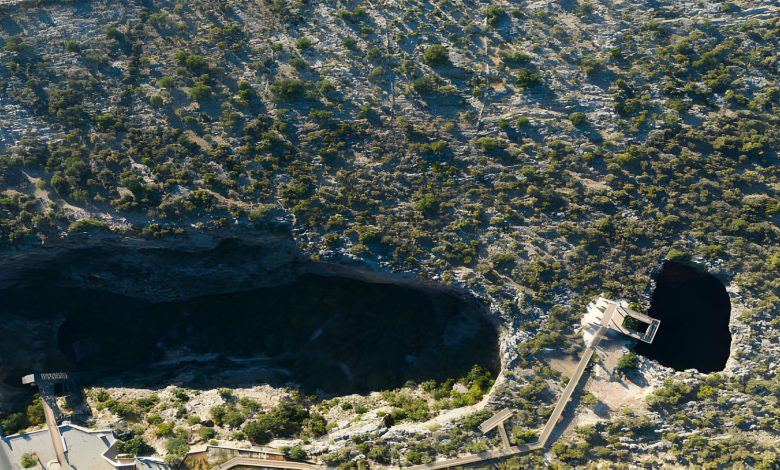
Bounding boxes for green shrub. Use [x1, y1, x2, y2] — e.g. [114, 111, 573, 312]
[146, 414, 163, 425]
[271, 78, 305, 100]
[580, 55, 604, 76]
[244, 418, 272, 444]
[414, 193, 439, 217]
[367, 444, 391, 464]
[0, 412, 27, 435]
[105, 26, 123, 41]
[513, 428, 538, 444]
[485, 4, 506, 26]
[302, 413, 328, 438]
[64, 41, 81, 53]
[569, 112, 587, 126]
[516, 116, 530, 128]
[68, 219, 109, 232]
[295, 37, 313, 50]
[198, 427, 216, 440]
[174, 51, 209, 74]
[164, 430, 189, 464]
[616, 352, 638, 372]
[366, 46, 383, 61]
[188, 83, 212, 102]
[20, 452, 37, 468]
[115, 435, 153, 456]
[158, 76, 175, 89]
[3, 36, 25, 52]
[223, 409, 245, 428]
[338, 7, 366, 22]
[516, 68, 542, 88]
[287, 445, 307, 459]
[474, 136, 508, 151]
[342, 37, 358, 50]
[155, 421, 175, 437]
[552, 439, 588, 463]
[210, 23, 244, 49]
[25, 398, 44, 428]
[289, 56, 308, 70]
[647, 379, 694, 408]
[411, 75, 438, 95]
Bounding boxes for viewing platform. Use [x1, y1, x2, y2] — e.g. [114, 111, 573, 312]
[588, 297, 661, 344]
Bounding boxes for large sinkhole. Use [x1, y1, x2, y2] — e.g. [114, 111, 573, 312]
[1, 267, 499, 396]
[634, 260, 732, 373]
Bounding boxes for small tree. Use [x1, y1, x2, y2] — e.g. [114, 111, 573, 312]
[0, 412, 27, 435]
[244, 418, 272, 444]
[423, 44, 449, 66]
[302, 414, 328, 438]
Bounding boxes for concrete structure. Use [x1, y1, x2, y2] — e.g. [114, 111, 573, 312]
[583, 297, 661, 344]
[0, 423, 168, 470]
[1, 423, 144, 470]
[610, 304, 660, 343]
[6, 372, 167, 470]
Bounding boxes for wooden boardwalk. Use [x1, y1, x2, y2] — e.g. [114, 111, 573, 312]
[213, 457, 320, 470]
[409, 304, 617, 470]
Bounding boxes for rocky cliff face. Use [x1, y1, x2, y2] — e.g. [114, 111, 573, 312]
[0, 235, 295, 410]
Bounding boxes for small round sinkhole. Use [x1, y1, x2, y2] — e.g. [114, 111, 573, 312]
[634, 260, 732, 373]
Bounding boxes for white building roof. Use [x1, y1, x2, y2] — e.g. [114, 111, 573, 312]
[1, 424, 116, 470]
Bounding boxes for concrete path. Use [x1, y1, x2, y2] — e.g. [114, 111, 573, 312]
[42, 399, 68, 468]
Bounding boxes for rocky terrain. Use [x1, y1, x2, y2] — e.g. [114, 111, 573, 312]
[1, 0, 779, 467]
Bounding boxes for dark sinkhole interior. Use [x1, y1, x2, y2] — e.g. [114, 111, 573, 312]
[1, 273, 499, 395]
[634, 261, 732, 373]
